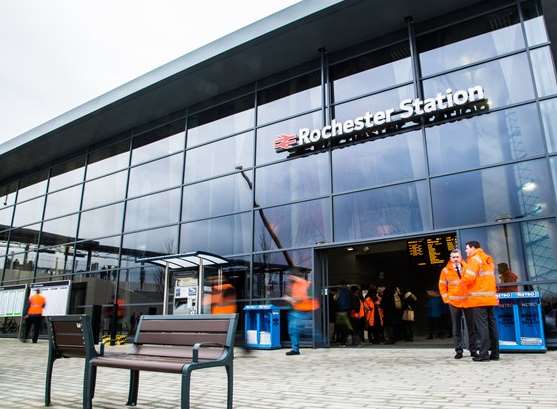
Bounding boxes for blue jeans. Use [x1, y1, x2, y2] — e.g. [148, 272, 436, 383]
[288, 310, 312, 352]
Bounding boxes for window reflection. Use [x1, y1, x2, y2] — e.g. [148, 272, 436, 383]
[331, 43, 412, 102]
[82, 170, 127, 210]
[0, 181, 18, 208]
[121, 225, 179, 266]
[74, 235, 121, 275]
[44, 185, 82, 219]
[418, 7, 523, 76]
[41, 214, 78, 246]
[187, 95, 254, 148]
[13, 196, 45, 227]
[17, 171, 48, 202]
[124, 189, 180, 232]
[36, 245, 75, 278]
[49, 156, 85, 192]
[257, 71, 321, 125]
[182, 171, 253, 222]
[530, 46, 557, 97]
[3, 251, 37, 283]
[254, 199, 331, 251]
[427, 104, 545, 175]
[180, 212, 251, 256]
[333, 129, 425, 192]
[334, 181, 431, 242]
[522, 0, 549, 46]
[87, 139, 130, 180]
[185, 132, 253, 182]
[521, 219, 557, 282]
[256, 111, 322, 165]
[432, 159, 554, 228]
[6, 223, 40, 254]
[253, 249, 312, 299]
[132, 120, 185, 165]
[256, 153, 330, 207]
[78, 203, 124, 240]
[423, 53, 534, 110]
[128, 153, 183, 198]
[0, 207, 13, 231]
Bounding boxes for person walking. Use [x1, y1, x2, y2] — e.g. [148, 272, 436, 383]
[285, 274, 319, 355]
[401, 289, 417, 342]
[23, 289, 46, 343]
[461, 241, 499, 362]
[334, 283, 353, 346]
[439, 249, 477, 359]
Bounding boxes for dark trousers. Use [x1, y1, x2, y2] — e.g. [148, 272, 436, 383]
[24, 315, 43, 343]
[449, 305, 477, 354]
[473, 306, 499, 358]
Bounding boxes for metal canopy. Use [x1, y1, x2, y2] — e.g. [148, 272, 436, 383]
[136, 251, 229, 269]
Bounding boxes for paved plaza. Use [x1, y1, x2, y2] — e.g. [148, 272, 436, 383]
[0, 339, 556, 409]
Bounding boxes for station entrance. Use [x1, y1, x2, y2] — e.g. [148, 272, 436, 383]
[316, 232, 458, 347]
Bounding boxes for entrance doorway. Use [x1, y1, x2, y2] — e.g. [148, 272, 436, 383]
[317, 232, 457, 347]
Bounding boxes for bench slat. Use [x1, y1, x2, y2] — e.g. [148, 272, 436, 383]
[131, 345, 223, 359]
[139, 319, 229, 333]
[137, 332, 227, 346]
[52, 321, 83, 333]
[54, 333, 84, 347]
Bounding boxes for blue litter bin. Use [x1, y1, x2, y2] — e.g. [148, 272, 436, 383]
[243, 305, 281, 349]
[495, 291, 546, 352]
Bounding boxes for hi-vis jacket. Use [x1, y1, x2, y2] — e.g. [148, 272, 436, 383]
[27, 293, 46, 315]
[461, 248, 498, 307]
[291, 276, 320, 312]
[363, 297, 384, 327]
[210, 283, 237, 314]
[438, 260, 468, 308]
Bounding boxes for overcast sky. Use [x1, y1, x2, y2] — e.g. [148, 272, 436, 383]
[0, 0, 300, 145]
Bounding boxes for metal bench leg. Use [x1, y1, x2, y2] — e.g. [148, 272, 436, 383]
[83, 364, 94, 409]
[181, 368, 193, 409]
[90, 366, 97, 399]
[126, 370, 139, 406]
[45, 356, 55, 406]
[226, 364, 233, 409]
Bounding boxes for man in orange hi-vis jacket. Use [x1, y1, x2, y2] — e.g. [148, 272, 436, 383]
[24, 288, 46, 343]
[439, 249, 477, 359]
[209, 283, 237, 315]
[461, 241, 499, 362]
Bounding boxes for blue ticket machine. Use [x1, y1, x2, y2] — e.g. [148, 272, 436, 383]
[495, 291, 546, 352]
[243, 305, 281, 349]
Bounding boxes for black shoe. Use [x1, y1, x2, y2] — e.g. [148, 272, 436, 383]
[489, 355, 500, 361]
[470, 352, 479, 358]
[454, 352, 463, 359]
[472, 356, 490, 362]
[285, 350, 300, 356]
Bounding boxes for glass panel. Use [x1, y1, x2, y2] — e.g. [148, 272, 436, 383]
[521, 218, 557, 282]
[49, 156, 86, 191]
[82, 170, 127, 210]
[0, 181, 18, 208]
[257, 71, 321, 125]
[256, 153, 330, 207]
[536, 283, 557, 347]
[40, 214, 78, 246]
[6, 223, 41, 254]
[256, 111, 322, 165]
[121, 225, 179, 267]
[530, 46, 557, 97]
[459, 224, 527, 287]
[3, 251, 36, 283]
[551, 157, 557, 199]
[132, 120, 185, 165]
[87, 139, 130, 180]
[78, 203, 124, 240]
[36, 245, 75, 278]
[431, 159, 554, 228]
[423, 53, 535, 110]
[74, 235, 121, 274]
[17, 171, 48, 202]
[124, 189, 180, 232]
[128, 153, 183, 198]
[522, 0, 549, 46]
[0, 206, 13, 231]
[13, 196, 45, 227]
[0, 230, 9, 256]
[187, 94, 254, 148]
[44, 184, 82, 219]
[182, 171, 253, 222]
[333, 129, 426, 192]
[427, 104, 546, 175]
[418, 7, 523, 76]
[334, 181, 431, 242]
[331, 42, 412, 102]
[541, 98, 557, 152]
[254, 198, 331, 251]
[185, 132, 253, 183]
[180, 212, 251, 256]
[253, 249, 312, 299]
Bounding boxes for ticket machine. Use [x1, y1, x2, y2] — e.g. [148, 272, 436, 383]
[173, 275, 198, 315]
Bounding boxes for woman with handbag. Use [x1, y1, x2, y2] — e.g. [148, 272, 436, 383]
[402, 289, 418, 342]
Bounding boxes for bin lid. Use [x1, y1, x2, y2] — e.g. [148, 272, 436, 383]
[243, 304, 281, 311]
[497, 291, 540, 300]
[136, 251, 229, 269]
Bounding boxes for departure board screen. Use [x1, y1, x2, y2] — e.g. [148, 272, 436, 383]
[407, 234, 456, 267]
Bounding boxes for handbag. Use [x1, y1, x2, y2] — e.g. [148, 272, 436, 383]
[402, 308, 415, 322]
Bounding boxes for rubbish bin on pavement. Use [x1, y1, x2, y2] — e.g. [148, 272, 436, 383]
[243, 304, 281, 349]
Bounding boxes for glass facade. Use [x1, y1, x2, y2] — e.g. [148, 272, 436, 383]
[1, 0, 557, 345]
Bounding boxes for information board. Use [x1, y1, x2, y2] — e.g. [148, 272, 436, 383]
[29, 281, 71, 316]
[0, 285, 27, 317]
[407, 234, 457, 267]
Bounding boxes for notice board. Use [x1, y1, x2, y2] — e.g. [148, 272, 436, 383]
[0, 284, 27, 317]
[29, 281, 71, 316]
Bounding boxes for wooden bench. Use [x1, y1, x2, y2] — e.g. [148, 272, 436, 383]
[87, 314, 238, 409]
[45, 315, 103, 407]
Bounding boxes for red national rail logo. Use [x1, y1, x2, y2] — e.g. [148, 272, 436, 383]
[273, 133, 297, 151]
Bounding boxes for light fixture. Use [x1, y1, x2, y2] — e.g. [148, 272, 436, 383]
[346, 247, 354, 251]
[521, 182, 537, 192]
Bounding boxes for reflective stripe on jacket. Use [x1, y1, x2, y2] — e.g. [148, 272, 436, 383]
[438, 260, 468, 308]
[28, 293, 46, 315]
[461, 249, 498, 307]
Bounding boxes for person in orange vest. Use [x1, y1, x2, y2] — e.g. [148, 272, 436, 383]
[284, 274, 320, 355]
[208, 282, 237, 315]
[364, 286, 384, 344]
[461, 241, 499, 361]
[23, 288, 46, 343]
[497, 263, 519, 293]
[439, 249, 477, 359]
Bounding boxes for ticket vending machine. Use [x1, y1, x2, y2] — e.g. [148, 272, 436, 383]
[173, 275, 198, 315]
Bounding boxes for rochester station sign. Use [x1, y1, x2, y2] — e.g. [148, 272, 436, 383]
[273, 85, 488, 154]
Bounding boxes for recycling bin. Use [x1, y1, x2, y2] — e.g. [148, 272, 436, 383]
[243, 304, 281, 349]
[496, 291, 546, 352]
